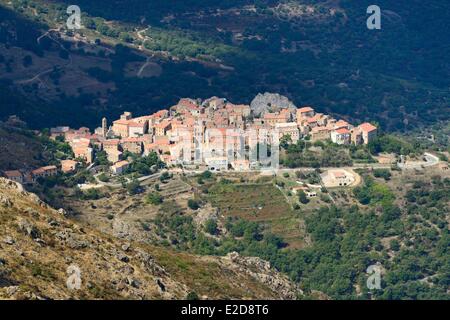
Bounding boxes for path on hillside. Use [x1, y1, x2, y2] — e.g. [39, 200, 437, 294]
[16, 29, 73, 85]
[137, 54, 157, 77]
[81, 171, 163, 190]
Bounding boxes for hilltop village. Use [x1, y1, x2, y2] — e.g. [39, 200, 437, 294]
[3, 97, 378, 183]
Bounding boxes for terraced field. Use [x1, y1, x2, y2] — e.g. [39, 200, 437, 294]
[207, 182, 307, 248]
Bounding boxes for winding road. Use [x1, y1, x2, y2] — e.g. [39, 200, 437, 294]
[16, 29, 73, 85]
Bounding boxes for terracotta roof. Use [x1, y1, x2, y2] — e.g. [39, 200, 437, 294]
[103, 139, 120, 145]
[73, 146, 91, 154]
[128, 121, 145, 128]
[311, 126, 330, 133]
[113, 119, 130, 125]
[155, 120, 172, 129]
[153, 110, 169, 118]
[133, 116, 153, 122]
[144, 143, 158, 150]
[4, 170, 22, 178]
[264, 113, 287, 120]
[333, 172, 346, 178]
[275, 122, 298, 128]
[121, 137, 144, 143]
[32, 166, 57, 175]
[298, 106, 314, 113]
[335, 128, 350, 134]
[61, 160, 78, 165]
[359, 122, 377, 132]
[335, 120, 349, 127]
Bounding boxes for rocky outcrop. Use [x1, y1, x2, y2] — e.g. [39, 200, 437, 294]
[0, 178, 301, 300]
[250, 92, 297, 117]
[224, 252, 302, 300]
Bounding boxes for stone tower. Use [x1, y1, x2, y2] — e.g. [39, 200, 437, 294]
[102, 117, 107, 137]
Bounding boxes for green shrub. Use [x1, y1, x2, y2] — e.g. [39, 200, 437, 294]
[204, 219, 218, 235]
[146, 192, 163, 205]
[188, 199, 200, 210]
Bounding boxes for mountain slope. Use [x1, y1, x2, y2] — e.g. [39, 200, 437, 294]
[0, 1, 448, 130]
[0, 178, 301, 299]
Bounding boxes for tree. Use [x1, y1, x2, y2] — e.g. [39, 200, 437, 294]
[186, 292, 199, 300]
[146, 192, 163, 205]
[160, 171, 171, 182]
[373, 169, 392, 181]
[280, 134, 292, 149]
[188, 199, 200, 210]
[298, 191, 309, 204]
[204, 219, 218, 235]
[97, 173, 110, 182]
[390, 239, 400, 251]
[201, 170, 212, 179]
[119, 32, 134, 43]
[81, 188, 101, 200]
[126, 179, 141, 195]
[95, 150, 110, 166]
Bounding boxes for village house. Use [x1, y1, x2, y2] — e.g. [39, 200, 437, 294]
[50, 126, 70, 139]
[297, 106, 315, 120]
[350, 128, 364, 145]
[180, 99, 203, 116]
[73, 146, 94, 164]
[207, 97, 226, 110]
[275, 122, 301, 143]
[112, 119, 130, 138]
[61, 160, 78, 173]
[153, 110, 169, 120]
[3, 170, 24, 184]
[226, 103, 251, 117]
[111, 160, 130, 175]
[205, 156, 228, 171]
[310, 126, 331, 142]
[155, 120, 172, 136]
[144, 136, 172, 156]
[307, 113, 328, 127]
[103, 139, 120, 152]
[107, 150, 122, 164]
[31, 166, 58, 182]
[334, 120, 351, 130]
[169, 139, 194, 165]
[333, 171, 352, 186]
[111, 112, 133, 138]
[120, 137, 144, 154]
[128, 121, 147, 137]
[77, 127, 91, 135]
[331, 128, 351, 145]
[144, 143, 159, 156]
[358, 122, 378, 144]
[263, 112, 290, 126]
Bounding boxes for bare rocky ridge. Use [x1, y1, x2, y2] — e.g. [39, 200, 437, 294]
[0, 178, 301, 300]
[222, 252, 302, 300]
[250, 93, 297, 117]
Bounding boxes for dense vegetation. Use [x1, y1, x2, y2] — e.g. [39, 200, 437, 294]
[281, 139, 353, 168]
[151, 172, 450, 300]
[0, 0, 449, 131]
